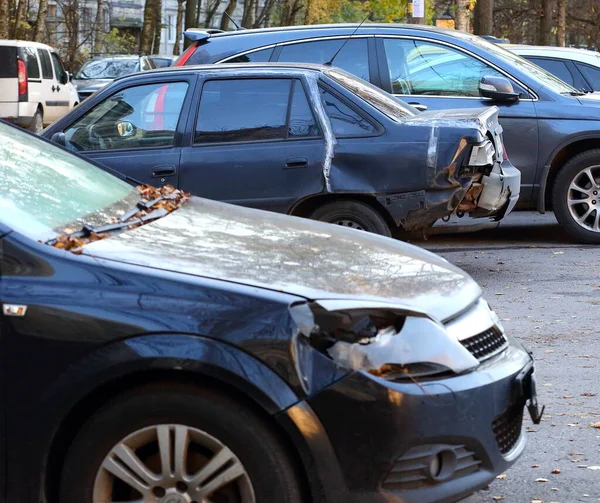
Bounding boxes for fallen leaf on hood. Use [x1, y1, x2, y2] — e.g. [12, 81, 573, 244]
[495, 292, 505, 295]
[591, 422, 600, 429]
[553, 251, 564, 255]
[551, 468, 561, 474]
[493, 498, 504, 501]
[532, 464, 540, 468]
[531, 500, 543, 503]
[536, 478, 549, 482]
[581, 392, 597, 397]
[496, 474, 507, 480]
[587, 466, 600, 470]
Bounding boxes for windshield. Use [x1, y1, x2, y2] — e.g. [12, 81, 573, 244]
[0, 124, 139, 241]
[452, 31, 580, 94]
[326, 68, 416, 121]
[76, 59, 140, 79]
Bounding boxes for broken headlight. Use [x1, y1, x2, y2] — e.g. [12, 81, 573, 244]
[290, 302, 479, 380]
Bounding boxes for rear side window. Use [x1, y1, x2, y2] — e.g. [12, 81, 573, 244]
[0, 46, 17, 78]
[196, 79, 291, 143]
[21, 47, 41, 80]
[38, 49, 54, 80]
[576, 63, 600, 91]
[320, 88, 376, 137]
[527, 57, 575, 86]
[226, 47, 274, 63]
[288, 80, 320, 138]
[277, 39, 370, 82]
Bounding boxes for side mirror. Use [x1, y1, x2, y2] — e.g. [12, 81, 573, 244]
[117, 121, 136, 138]
[479, 75, 520, 102]
[60, 72, 69, 85]
[50, 132, 66, 146]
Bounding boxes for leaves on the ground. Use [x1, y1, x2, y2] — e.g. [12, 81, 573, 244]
[532, 464, 540, 468]
[496, 474, 507, 480]
[591, 421, 600, 429]
[551, 468, 561, 474]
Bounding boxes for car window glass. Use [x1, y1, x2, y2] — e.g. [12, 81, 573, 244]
[75, 59, 139, 79]
[226, 47, 274, 63]
[320, 88, 376, 137]
[196, 79, 290, 144]
[51, 52, 67, 83]
[383, 38, 504, 97]
[64, 82, 189, 151]
[22, 47, 41, 80]
[288, 80, 320, 138]
[38, 49, 54, 79]
[278, 39, 370, 82]
[576, 63, 600, 91]
[527, 57, 574, 86]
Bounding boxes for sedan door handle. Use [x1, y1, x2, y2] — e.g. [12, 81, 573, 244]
[285, 157, 308, 169]
[408, 102, 428, 111]
[152, 165, 176, 177]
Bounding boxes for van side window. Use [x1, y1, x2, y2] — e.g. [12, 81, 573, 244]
[38, 49, 54, 80]
[21, 47, 41, 80]
[51, 53, 68, 84]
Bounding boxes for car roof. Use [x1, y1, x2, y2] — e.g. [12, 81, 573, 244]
[507, 44, 600, 64]
[0, 39, 57, 50]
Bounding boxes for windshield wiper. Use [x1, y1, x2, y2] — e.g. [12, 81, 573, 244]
[568, 90, 586, 96]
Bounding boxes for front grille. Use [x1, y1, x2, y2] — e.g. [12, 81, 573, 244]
[492, 405, 524, 455]
[461, 326, 507, 361]
[383, 444, 481, 491]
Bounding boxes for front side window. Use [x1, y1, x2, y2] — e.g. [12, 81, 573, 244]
[527, 57, 575, 86]
[196, 78, 317, 144]
[383, 38, 504, 97]
[277, 38, 370, 82]
[38, 49, 54, 79]
[64, 81, 189, 151]
[320, 88, 376, 137]
[21, 47, 41, 80]
[576, 63, 600, 91]
[51, 52, 67, 84]
[0, 123, 138, 241]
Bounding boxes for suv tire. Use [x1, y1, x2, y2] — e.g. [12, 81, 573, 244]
[310, 200, 392, 237]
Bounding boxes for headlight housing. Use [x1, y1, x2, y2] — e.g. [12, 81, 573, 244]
[467, 139, 495, 170]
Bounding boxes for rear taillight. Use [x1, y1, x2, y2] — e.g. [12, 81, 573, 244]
[174, 44, 197, 66]
[17, 59, 27, 96]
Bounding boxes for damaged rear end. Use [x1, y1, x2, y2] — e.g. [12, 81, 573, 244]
[378, 106, 521, 232]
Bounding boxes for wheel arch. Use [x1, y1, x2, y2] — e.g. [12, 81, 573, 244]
[539, 136, 600, 212]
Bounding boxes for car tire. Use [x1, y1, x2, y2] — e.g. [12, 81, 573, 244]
[310, 200, 392, 237]
[553, 149, 600, 243]
[59, 384, 304, 503]
[28, 108, 43, 134]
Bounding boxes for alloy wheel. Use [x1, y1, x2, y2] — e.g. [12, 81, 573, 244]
[566, 165, 600, 233]
[93, 424, 256, 503]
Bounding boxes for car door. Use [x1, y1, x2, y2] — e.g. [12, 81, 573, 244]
[179, 76, 326, 212]
[61, 77, 194, 187]
[377, 37, 539, 202]
[48, 51, 73, 119]
[19, 46, 44, 117]
[37, 48, 61, 123]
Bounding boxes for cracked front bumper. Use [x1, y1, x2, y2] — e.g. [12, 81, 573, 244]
[472, 159, 521, 219]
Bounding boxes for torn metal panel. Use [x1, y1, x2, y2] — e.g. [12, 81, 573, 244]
[306, 74, 336, 192]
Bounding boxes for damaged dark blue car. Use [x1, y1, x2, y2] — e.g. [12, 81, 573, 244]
[43, 63, 520, 237]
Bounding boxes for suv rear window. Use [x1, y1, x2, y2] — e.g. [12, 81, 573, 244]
[0, 46, 17, 78]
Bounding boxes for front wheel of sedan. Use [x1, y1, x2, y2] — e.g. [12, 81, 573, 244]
[553, 150, 600, 243]
[310, 200, 392, 237]
[60, 384, 304, 503]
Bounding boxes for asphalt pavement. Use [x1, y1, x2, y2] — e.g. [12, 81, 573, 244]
[411, 211, 600, 503]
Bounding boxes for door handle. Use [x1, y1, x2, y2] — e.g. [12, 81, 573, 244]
[57, 85, 61, 92]
[408, 102, 427, 111]
[152, 165, 176, 177]
[52, 85, 56, 92]
[284, 157, 308, 169]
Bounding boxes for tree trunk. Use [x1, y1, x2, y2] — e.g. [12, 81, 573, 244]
[92, 0, 104, 52]
[220, 0, 237, 30]
[539, 0, 555, 45]
[33, 0, 48, 41]
[173, 0, 185, 55]
[474, 0, 494, 35]
[153, 0, 162, 54]
[205, 0, 221, 27]
[556, 0, 566, 46]
[241, 0, 255, 27]
[0, 0, 8, 39]
[12, 0, 26, 38]
[455, 0, 470, 32]
[140, 0, 156, 53]
[64, 0, 80, 70]
[183, 0, 197, 48]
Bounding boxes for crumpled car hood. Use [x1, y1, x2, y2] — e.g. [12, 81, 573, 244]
[401, 106, 499, 139]
[82, 198, 481, 321]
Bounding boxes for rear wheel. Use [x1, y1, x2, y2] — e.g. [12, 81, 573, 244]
[60, 384, 303, 503]
[310, 200, 392, 237]
[553, 150, 600, 243]
[29, 108, 43, 133]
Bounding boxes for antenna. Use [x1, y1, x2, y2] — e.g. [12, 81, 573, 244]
[325, 12, 371, 66]
[224, 11, 246, 31]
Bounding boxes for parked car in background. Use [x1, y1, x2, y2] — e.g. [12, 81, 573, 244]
[0, 121, 542, 503]
[0, 40, 78, 132]
[150, 55, 177, 68]
[508, 45, 600, 93]
[43, 63, 520, 237]
[72, 54, 156, 101]
[175, 23, 600, 242]
[482, 35, 510, 44]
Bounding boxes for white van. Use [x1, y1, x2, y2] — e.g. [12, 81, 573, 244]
[0, 40, 79, 132]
